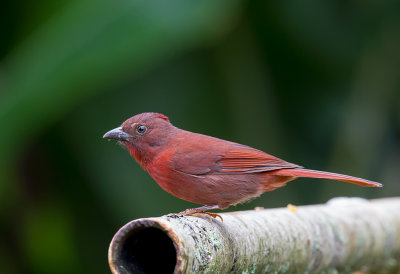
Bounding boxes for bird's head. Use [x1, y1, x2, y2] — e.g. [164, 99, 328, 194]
[103, 112, 175, 168]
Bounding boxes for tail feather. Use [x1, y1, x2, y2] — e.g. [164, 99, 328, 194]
[269, 168, 382, 187]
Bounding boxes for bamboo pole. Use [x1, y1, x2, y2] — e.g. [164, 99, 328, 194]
[108, 197, 400, 273]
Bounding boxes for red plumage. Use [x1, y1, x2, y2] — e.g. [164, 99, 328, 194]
[104, 112, 381, 214]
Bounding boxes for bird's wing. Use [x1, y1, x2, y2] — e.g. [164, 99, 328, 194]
[213, 145, 301, 174]
[171, 137, 300, 176]
[170, 147, 221, 175]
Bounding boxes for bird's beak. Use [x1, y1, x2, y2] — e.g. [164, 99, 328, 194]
[103, 127, 131, 141]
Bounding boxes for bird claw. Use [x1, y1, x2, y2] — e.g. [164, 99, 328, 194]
[176, 209, 223, 222]
[167, 205, 223, 222]
[199, 212, 223, 222]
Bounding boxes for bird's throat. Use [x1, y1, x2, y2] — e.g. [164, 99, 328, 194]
[126, 144, 148, 170]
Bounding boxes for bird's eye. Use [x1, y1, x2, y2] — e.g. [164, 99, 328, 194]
[136, 125, 147, 134]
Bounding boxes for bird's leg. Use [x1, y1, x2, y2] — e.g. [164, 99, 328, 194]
[177, 205, 223, 222]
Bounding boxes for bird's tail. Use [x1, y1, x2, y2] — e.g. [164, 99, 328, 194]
[269, 168, 382, 187]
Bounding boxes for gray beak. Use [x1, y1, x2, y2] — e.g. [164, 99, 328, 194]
[103, 127, 131, 141]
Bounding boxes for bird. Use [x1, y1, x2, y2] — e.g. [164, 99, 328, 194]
[103, 112, 381, 219]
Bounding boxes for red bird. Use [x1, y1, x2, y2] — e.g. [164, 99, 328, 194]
[104, 112, 381, 217]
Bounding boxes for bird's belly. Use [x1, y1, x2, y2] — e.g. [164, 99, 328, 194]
[147, 165, 267, 208]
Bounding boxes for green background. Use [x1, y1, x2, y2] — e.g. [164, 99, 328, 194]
[1, 0, 399, 273]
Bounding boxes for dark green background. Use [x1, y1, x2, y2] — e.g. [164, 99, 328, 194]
[1, 0, 399, 273]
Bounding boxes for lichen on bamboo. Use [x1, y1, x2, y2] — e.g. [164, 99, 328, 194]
[109, 197, 400, 273]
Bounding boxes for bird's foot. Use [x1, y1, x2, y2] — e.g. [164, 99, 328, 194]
[176, 205, 223, 222]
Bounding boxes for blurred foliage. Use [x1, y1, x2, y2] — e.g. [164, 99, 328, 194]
[1, 0, 399, 273]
